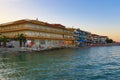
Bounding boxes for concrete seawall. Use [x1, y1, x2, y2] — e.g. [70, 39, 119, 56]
[0, 44, 120, 53]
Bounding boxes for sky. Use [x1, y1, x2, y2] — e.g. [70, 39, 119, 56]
[0, 0, 120, 41]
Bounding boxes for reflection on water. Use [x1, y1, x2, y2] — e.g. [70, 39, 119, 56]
[0, 46, 120, 80]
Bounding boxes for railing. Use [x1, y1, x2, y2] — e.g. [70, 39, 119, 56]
[0, 27, 74, 36]
[5, 35, 75, 41]
[26, 36, 75, 40]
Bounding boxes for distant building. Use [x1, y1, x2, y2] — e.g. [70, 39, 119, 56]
[0, 19, 112, 48]
[91, 34, 101, 44]
[74, 28, 91, 46]
[99, 36, 108, 44]
[91, 34, 108, 44]
[84, 31, 92, 45]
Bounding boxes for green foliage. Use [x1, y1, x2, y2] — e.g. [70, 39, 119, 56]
[15, 33, 26, 41]
[15, 33, 26, 47]
[0, 36, 9, 42]
[0, 38, 3, 42]
[106, 38, 113, 43]
[0, 35, 9, 47]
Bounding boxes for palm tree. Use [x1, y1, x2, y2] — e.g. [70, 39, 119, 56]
[0, 36, 9, 48]
[16, 33, 26, 47]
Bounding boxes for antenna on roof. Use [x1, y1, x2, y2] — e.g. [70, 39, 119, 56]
[36, 18, 38, 21]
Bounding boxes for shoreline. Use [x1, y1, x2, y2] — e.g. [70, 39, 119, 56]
[0, 44, 120, 54]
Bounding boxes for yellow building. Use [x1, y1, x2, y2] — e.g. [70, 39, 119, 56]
[65, 28, 76, 46]
[0, 19, 74, 48]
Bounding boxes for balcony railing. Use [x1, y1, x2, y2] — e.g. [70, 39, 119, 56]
[4, 35, 75, 41]
[0, 27, 74, 36]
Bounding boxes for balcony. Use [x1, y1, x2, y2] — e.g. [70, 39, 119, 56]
[0, 27, 74, 36]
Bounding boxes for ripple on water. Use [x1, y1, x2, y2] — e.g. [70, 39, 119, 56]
[0, 46, 120, 80]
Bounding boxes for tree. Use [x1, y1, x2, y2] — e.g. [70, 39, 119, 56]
[0, 36, 9, 48]
[0, 38, 2, 47]
[106, 38, 113, 43]
[15, 33, 26, 47]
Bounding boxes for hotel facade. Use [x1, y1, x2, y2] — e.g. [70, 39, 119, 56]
[0, 19, 75, 48]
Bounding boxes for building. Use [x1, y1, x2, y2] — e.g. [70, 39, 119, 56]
[99, 36, 108, 44]
[74, 29, 91, 46]
[91, 34, 101, 44]
[0, 19, 74, 48]
[91, 34, 108, 44]
[84, 31, 92, 46]
[66, 28, 75, 47]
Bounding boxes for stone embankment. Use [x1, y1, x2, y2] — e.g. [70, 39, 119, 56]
[0, 43, 119, 53]
[0, 47, 69, 53]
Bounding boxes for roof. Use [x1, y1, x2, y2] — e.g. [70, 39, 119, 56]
[51, 24, 65, 28]
[91, 34, 101, 38]
[66, 28, 76, 31]
[0, 19, 66, 29]
[91, 34, 108, 38]
[100, 36, 108, 38]
[76, 28, 91, 34]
